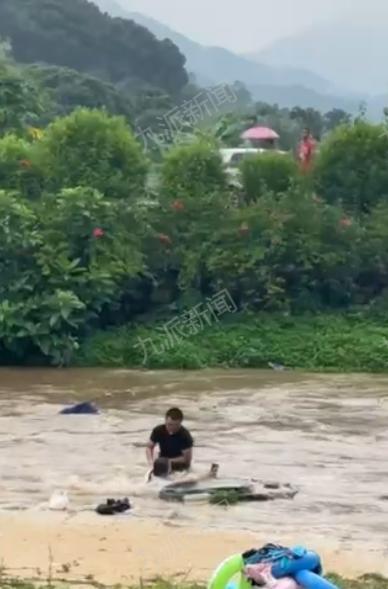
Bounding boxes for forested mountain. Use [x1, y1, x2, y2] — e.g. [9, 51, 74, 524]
[27, 64, 135, 123]
[94, 0, 333, 93]
[91, 0, 367, 115]
[0, 0, 188, 95]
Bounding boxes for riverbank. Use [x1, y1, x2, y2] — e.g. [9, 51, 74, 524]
[2, 512, 388, 585]
[75, 312, 388, 371]
[2, 578, 388, 589]
[2, 579, 388, 589]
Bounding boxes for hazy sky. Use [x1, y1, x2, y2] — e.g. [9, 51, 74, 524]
[120, 0, 355, 52]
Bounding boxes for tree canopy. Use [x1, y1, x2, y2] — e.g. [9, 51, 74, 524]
[27, 64, 135, 124]
[0, 0, 188, 96]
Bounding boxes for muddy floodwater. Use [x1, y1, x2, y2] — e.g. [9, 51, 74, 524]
[1, 368, 388, 553]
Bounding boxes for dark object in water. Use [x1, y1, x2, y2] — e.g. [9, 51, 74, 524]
[60, 402, 99, 415]
[96, 498, 131, 515]
[159, 478, 298, 503]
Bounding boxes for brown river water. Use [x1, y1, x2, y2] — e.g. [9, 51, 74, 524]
[1, 367, 388, 554]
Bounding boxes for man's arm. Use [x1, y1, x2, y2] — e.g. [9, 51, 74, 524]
[169, 447, 192, 468]
[146, 440, 156, 466]
[146, 426, 160, 466]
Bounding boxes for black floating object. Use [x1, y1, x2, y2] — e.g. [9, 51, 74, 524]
[60, 401, 99, 415]
[96, 498, 131, 515]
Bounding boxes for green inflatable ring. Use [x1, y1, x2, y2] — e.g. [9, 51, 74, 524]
[208, 554, 251, 589]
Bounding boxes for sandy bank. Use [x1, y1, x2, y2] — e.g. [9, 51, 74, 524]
[1, 512, 387, 585]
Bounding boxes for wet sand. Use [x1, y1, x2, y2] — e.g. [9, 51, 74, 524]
[2, 512, 388, 585]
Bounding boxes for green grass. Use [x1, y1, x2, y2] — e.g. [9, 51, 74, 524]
[74, 311, 388, 372]
[2, 575, 388, 589]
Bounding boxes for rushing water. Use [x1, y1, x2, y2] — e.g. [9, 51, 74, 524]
[1, 367, 388, 551]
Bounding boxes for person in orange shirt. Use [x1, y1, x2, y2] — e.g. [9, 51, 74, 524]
[298, 128, 316, 173]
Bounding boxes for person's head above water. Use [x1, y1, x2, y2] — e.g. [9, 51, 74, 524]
[152, 457, 170, 478]
[165, 407, 184, 435]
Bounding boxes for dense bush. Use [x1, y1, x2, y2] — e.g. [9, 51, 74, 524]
[205, 189, 360, 311]
[2, 101, 388, 367]
[36, 108, 148, 199]
[160, 139, 227, 199]
[240, 151, 299, 202]
[0, 135, 43, 198]
[314, 121, 388, 215]
[0, 186, 147, 364]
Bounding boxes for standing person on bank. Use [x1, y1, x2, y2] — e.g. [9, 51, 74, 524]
[146, 407, 193, 475]
[298, 127, 316, 173]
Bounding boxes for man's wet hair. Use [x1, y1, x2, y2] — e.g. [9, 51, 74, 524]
[166, 407, 183, 421]
[153, 457, 170, 477]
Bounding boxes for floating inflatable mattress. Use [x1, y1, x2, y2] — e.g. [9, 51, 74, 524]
[159, 478, 252, 502]
[159, 479, 297, 502]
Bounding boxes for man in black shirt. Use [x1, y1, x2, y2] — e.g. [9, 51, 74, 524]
[146, 407, 193, 475]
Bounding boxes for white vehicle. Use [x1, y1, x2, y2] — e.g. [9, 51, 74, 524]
[220, 148, 263, 170]
[220, 148, 261, 189]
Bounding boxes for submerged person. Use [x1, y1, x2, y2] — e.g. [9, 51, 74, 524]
[146, 407, 194, 474]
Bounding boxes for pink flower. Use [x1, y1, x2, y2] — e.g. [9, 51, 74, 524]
[93, 227, 105, 238]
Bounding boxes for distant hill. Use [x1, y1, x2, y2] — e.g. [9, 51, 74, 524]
[125, 11, 333, 91]
[0, 0, 188, 95]
[251, 8, 388, 96]
[248, 83, 361, 114]
[93, 0, 336, 95]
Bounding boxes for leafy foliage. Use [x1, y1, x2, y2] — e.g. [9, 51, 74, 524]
[0, 134, 42, 198]
[76, 312, 388, 372]
[0, 185, 146, 365]
[27, 64, 135, 124]
[314, 121, 388, 214]
[240, 152, 299, 202]
[160, 138, 227, 199]
[2, 81, 388, 368]
[0, 58, 45, 135]
[36, 108, 147, 199]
